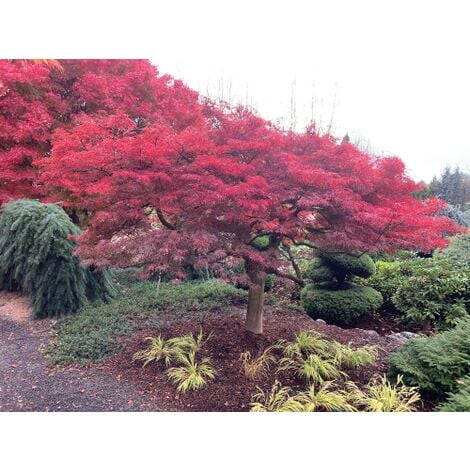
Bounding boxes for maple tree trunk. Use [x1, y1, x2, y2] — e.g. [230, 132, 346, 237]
[245, 261, 266, 334]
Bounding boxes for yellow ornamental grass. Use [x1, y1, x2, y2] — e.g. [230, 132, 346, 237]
[250, 381, 296, 412]
[362, 375, 421, 412]
[331, 342, 378, 369]
[166, 350, 216, 393]
[132, 335, 177, 367]
[240, 346, 277, 380]
[288, 381, 360, 412]
[280, 330, 331, 358]
[279, 354, 345, 385]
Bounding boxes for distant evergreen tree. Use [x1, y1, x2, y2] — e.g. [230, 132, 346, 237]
[0, 200, 116, 318]
[440, 204, 470, 228]
[430, 165, 470, 209]
[440, 166, 453, 201]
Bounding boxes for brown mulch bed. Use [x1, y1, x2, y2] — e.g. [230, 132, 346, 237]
[98, 309, 405, 412]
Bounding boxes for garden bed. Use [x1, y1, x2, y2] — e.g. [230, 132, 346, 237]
[98, 310, 408, 412]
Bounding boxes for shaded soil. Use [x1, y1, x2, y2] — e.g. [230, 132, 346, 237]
[99, 310, 405, 412]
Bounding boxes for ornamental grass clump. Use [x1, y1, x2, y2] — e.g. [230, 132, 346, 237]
[240, 346, 277, 380]
[276, 330, 377, 384]
[331, 342, 378, 369]
[132, 335, 177, 367]
[249, 380, 296, 412]
[279, 354, 345, 385]
[360, 375, 421, 412]
[0, 199, 115, 318]
[133, 329, 216, 393]
[166, 350, 216, 393]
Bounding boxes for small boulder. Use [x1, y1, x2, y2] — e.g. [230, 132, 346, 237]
[387, 331, 420, 344]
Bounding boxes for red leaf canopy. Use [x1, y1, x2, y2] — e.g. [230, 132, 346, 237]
[0, 59, 461, 281]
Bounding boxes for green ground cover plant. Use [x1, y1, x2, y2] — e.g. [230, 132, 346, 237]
[45, 280, 245, 365]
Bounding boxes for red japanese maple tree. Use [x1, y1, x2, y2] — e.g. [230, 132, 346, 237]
[37, 63, 460, 333]
[1, 59, 461, 333]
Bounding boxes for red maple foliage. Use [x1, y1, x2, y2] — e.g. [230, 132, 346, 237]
[0, 59, 196, 204]
[1, 59, 462, 333]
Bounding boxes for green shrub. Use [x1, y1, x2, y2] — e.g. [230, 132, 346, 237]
[0, 199, 115, 318]
[111, 267, 147, 287]
[362, 256, 470, 329]
[301, 282, 383, 326]
[392, 259, 469, 329]
[389, 318, 470, 398]
[45, 302, 129, 364]
[359, 259, 413, 307]
[303, 259, 336, 283]
[437, 377, 470, 411]
[434, 234, 470, 267]
[304, 253, 376, 285]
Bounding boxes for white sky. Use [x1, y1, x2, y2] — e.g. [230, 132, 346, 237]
[5, 0, 470, 182]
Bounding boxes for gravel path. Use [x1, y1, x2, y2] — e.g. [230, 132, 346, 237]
[0, 294, 164, 412]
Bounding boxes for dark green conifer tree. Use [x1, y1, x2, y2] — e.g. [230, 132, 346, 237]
[0, 200, 115, 318]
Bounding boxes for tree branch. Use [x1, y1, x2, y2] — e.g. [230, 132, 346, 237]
[266, 267, 305, 287]
[156, 209, 177, 230]
[282, 243, 304, 284]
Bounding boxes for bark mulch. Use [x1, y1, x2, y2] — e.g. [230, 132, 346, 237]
[98, 309, 404, 412]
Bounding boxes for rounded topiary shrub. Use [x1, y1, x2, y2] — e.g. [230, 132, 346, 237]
[301, 282, 383, 326]
[303, 258, 336, 283]
[301, 252, 382, 326]
[0, 199, 115, 318]
[320, 253, 376, 281]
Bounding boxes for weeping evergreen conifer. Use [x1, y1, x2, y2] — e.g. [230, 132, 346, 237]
[0, 200, 115, 318]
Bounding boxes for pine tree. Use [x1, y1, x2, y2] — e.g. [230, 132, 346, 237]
[0, 200, 115, 318]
